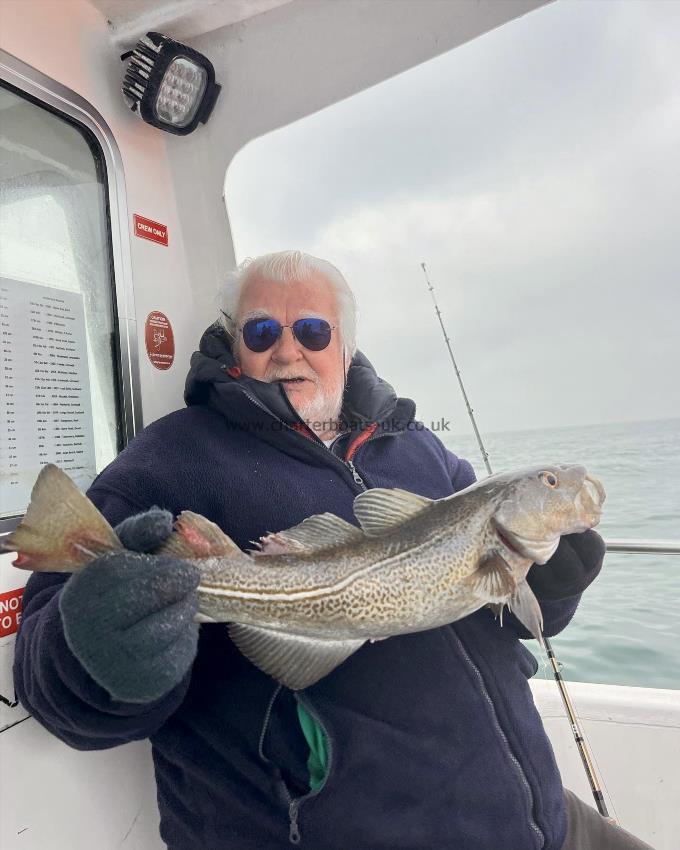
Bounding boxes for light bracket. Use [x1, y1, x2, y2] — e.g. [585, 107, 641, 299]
[122, 32, 221, 135]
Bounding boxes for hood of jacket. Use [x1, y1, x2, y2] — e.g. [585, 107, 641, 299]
[184, 322, 416, 433]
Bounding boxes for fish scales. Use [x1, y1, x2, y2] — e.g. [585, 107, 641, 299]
[195, 496, 490, 638]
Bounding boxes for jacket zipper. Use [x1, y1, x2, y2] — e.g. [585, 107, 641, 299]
[257, 685, 334, 845]
[287, 799, 301, 844]
[345, 458, 366, 489]
[240, 387, 374, 494]
[341, 426, 396, 490]
[257, 685, 302, 844]
[284, 692, 334, 845]
[451, 630, 545, 848]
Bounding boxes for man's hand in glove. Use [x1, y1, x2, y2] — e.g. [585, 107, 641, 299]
[59, 507, 200, 704]
[528, 529, 606, 600]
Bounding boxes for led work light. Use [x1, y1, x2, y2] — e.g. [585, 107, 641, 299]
[122, 32, 221, 135]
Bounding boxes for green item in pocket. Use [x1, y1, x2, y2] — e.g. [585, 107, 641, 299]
[296, 701, 329, 791]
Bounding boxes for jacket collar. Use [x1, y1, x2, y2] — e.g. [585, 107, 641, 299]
[184, 322, 415, 433]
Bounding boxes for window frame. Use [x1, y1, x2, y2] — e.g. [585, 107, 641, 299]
[0, 50, 141, 533]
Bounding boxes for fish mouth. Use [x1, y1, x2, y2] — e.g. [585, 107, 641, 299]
[585, 473, 605, 510]
[586, 473, 606, 504]
[574, 473, 606, 526]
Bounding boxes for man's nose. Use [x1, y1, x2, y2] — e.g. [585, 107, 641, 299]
[271, 326, 303, 363]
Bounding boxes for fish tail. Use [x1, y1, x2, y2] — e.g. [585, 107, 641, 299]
[156, 511, 243, 561]
[2, 464, 122, 572]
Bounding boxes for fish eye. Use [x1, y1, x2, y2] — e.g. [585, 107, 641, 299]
[540, 471, 559, 488]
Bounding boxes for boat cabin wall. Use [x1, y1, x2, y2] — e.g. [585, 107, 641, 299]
[1, 0, 203, 426]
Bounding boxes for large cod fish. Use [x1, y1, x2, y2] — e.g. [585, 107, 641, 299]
[4, 463, 605, 690]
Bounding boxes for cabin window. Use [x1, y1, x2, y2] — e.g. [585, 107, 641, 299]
[0, 84, 122, 522]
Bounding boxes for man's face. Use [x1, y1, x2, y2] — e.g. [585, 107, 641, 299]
[236, 272, 345, 428]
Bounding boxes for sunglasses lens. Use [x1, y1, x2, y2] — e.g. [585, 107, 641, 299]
[242, 318, 281, 352]
[293, 318, 332, 351]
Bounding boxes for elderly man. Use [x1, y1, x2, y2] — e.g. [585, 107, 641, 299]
[14, 251, 651, 850]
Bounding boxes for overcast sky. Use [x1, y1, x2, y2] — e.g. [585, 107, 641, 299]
[225, 0, 680, 436]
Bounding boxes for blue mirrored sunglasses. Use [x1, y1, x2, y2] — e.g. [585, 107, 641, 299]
[240, 317, 335, 353]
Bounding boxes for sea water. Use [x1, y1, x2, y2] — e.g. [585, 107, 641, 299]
[443, 417, 680, 690]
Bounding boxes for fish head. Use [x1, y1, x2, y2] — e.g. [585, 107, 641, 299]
[491, 464, 605, 566]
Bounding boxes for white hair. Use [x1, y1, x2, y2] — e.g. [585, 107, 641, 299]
[218, 250, 357, 356]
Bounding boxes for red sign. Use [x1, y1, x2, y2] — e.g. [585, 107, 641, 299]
[133, 214, 168, 246]
[145, 311, 175, 370]
[0, 587, 24, 638]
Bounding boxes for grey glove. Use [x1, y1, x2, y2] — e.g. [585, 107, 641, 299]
[59, 507, 200, 704]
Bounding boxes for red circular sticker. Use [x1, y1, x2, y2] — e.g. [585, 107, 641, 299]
[145, 311, 175, 370]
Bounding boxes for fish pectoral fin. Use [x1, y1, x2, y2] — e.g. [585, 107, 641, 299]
[353, 488, 433, 536]
[468, 553, 516, 602]
[253, 513, 364, 557]
[157, 512, 241, 559]
[2, 464, 121, 571]
[508, 580, 545, 648]
[228, 624, 365, 690]
[487, 603, 505, 626]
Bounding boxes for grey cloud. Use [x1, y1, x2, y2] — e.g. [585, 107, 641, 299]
[225, 0, 680, 433]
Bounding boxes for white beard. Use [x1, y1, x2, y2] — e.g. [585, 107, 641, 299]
[293, 381, 344, 434]
[261, 362, 344, 435]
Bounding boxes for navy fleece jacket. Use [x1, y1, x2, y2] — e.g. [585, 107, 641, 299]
[13, 325, 603, 850]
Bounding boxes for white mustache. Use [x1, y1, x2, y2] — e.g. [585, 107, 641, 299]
[264, 368, 318, 384]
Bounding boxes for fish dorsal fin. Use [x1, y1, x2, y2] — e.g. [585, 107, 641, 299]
[353, 488, 433, 536]
[3, 464, 121, 571]
[467, 552, 517, 602]
[228, 623, 365, 690]
[157, 511, 241, 559]
[253, 513, 364, 557]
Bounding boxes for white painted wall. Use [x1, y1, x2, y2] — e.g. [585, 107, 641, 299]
[1, 0, 201, 427]
[0, 718, 164, 849]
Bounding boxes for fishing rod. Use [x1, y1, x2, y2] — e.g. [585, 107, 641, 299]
[419, 262, 611, 819]
[420, 263, 492, 476]
[544, 645, 610, 818]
